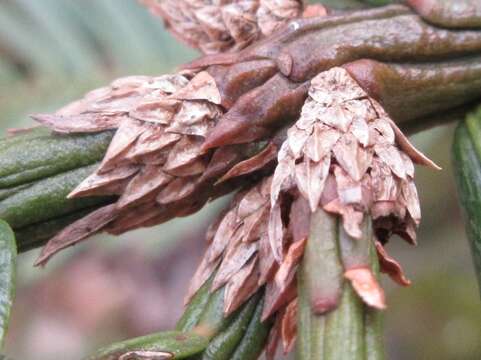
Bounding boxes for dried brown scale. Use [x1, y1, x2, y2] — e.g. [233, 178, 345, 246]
[106, 166, 259, 236]
[375, 241, 411, 286]
[33, 71, 277, 265]
[339, 217, 386, 310]
[140, 0, 304, 54]
[217, 142, 278, 184]
[280, 298, 297, 354]
[35, 204, 119, 266]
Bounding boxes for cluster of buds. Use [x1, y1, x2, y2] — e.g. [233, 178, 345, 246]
[30, 65, 438, 358]
[270, 67, 439, 251]
[140, 0, 306, 54]
[33, 70, 275, 265]
[18, 0, 481, 269]
[268, 67, 440, 312]
[183, 67, 438, 358]
[21, 1, 478, 358]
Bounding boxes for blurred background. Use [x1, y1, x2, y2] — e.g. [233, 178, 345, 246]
[0, 0, 479, 359]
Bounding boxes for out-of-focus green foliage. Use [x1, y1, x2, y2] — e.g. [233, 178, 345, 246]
[309, 0, 366, 9]
[452, 108, 481, 294]
[86, 331, 209, 360]
[310, 0, 394, 9]
[0, 221, 16, 349]
[0, 0, 196, 131]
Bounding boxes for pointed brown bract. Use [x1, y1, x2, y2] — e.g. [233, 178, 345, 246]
[35, 204, 119, 266]
[68, 165, 139, 198]
[224, 258, 259, 315]
[274, 238, 306, 291]
[280, 299, 298, 354]
[344, 267, 386, 310]
[375, 241, 411, 286]
[140, 0, 303, 54]
[265, 313, 281, 360]
[32, 113, 121, 133]
[217, 142, 277, 183]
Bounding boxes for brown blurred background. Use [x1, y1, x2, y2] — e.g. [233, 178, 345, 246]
[0, 0, 480, 359]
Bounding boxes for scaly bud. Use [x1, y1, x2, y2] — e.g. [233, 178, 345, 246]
[140, 0, 304, 54]
[270, 67, 438, 248]
[269, 66, 438, 310]
[32, 71, 273, 265]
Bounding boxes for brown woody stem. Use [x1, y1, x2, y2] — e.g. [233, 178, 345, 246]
[344, 56, 481, 123]
[407, 0, 481, 29]
[201, 5, 481, 149]
[204, 56, 481, 149]
[233, 5, 481, 82]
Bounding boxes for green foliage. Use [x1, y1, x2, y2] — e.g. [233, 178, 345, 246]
[360, 0, 394, 6]
[230, 298, 272, 360]
[0, 128, 116, 252]
[0, 0, 195, 133]
[297, 210, 384, 360]
[89, 286, 269, 360]
[177, 276, 215, 332]
[0, 164, 111, 229]
[86, 331, 209, 360]
[452, 107, 481, 295]
[202, 293, 260, 360]
[0, 130, 113, 188]
[311, 0, 393, 9]
[0, 220, 16, 349]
